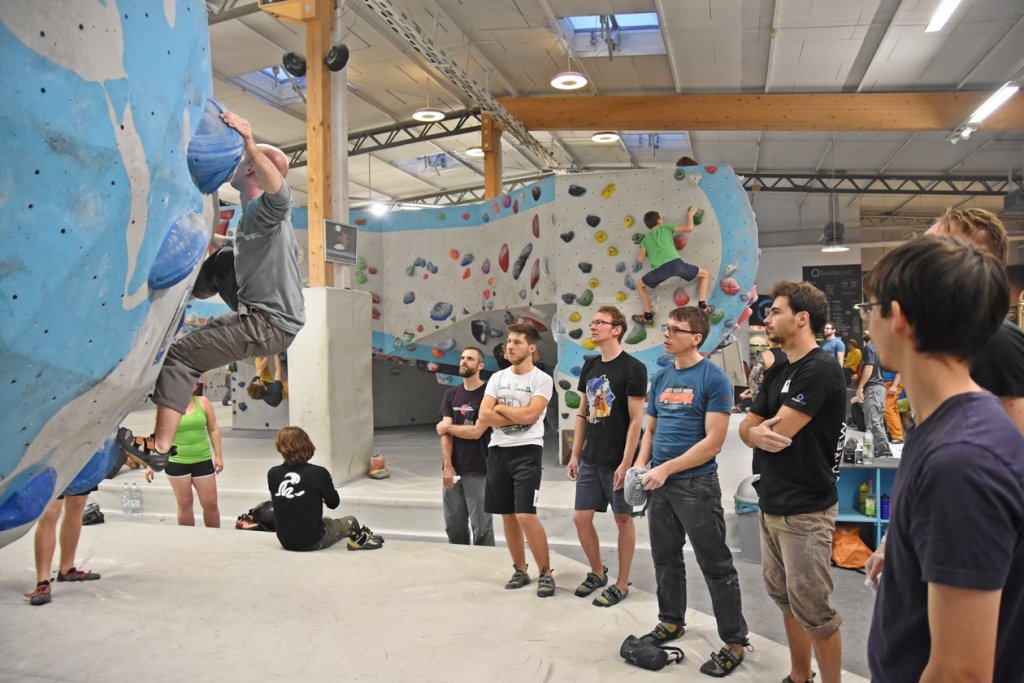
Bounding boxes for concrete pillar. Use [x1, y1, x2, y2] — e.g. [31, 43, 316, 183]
[288, 287, 373, 483]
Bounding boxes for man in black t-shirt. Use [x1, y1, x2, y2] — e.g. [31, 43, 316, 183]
[267, 426, 381, 552]
[436, 347, 494, 546]
[860, 236, 1024, 682]
[565, 306, 647, 607]
[853, 337, 892, 456]
[739, 281, 846, 683]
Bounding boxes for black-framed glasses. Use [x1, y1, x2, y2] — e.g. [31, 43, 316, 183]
[589, 319, 615, 327]
[661, 324, 697, 336]
[853, 301, 882, 321]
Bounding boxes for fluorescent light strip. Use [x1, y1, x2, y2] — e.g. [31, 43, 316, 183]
[967, 83, 1020, 124]
[925, 0, 962, 33]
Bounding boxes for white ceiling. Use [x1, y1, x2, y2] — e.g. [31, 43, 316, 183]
[206, 0, 1024, 248]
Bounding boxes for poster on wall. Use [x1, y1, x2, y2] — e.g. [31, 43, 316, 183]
[324, 219, 357, 265]
[803, 264, 863, 341]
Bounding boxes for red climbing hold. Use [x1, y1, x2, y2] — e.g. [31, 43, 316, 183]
[532, 215, 540, 239]
[499, 244, 509, 272]
[530, 259, 540, 289]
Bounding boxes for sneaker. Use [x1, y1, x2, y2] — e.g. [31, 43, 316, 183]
[25, 581, 51, 606]
[631, 311, 655, 326]
[574, 566, 608, 597]
[537, 573, 555, 598]
[505, 565, 530, 590]
[116, 427, 174, 472]
[57, 567, 101, 582]
[782, 675, 816, 683]
[640, 621, 684, 645]
[347, 527, 383, 551]
[699, 646, 745, 677]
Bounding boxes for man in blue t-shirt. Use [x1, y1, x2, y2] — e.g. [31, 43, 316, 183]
[818, 322, 845, 366]
[436, 347, 494, 546]
[634, 306, 750, 677]
[862, 236, 1024, 682]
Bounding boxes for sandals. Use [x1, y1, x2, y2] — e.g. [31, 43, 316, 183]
[593, 583, 629, 607]
[700, 646, 745, 677]
[116, 427, 174, 472]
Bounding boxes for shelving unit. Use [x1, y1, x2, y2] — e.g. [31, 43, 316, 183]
[837, 459, 899, 548]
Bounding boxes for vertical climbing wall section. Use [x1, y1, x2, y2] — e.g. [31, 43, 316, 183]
[0, 1, 225, 548]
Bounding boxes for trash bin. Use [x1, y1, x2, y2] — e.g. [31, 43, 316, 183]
[734, 475, 761, 564]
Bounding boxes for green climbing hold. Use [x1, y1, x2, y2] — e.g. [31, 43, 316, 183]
[624, 324, 648, 345]
[355, 271, 368, 284]
[405, 265, 416, 276]
[356, 257, 367, 270]
[693, 209, 705, 226]
[564, 391, 581, 409]
[576, 289, 594, 306]
[709, 308, 725, 325]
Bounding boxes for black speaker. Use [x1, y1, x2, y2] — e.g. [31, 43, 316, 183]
[282, 51, 307, 78]
[324, 42, 349, 72]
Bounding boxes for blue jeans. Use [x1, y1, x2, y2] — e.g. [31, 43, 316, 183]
[648, 473, 749, 645]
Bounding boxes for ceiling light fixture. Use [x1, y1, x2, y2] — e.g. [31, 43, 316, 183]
[465, 146, 486, 158]
[412, 108, 445, 122]
[967, 82, 1020, 124]
[924, 0, 963, 33]
[551, 46, 588, 90]
[591, 131, 620, 143]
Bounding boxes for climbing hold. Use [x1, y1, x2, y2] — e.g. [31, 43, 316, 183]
[615, 291, 627, 302]
[615, 262, 626, 273]
[368, 267, 378, 275]
[518, 288, 528, 300]
[148, 211, 208, 290]
[355, 272, 367, 284]
[709, 308, 726, 325]
[624, 275, 636, 291]
[414, 257, 426, 268]
[568, 184, 587, 197]
[569, 311, 581, 323]
[430, 301, 454, 321]
[693, 209, 705, 226]
[532, 214, 540, 238]
[560, 231, 575, 243]
[578, 262, 593, 274]
[532, 185, 542, 201]
[568, 328, 583, 339]
[426, 262, 438, 274]
[704, 165, 718, 174]
[558, 379, 572, 391]
[462, 268, 471, 280]
[530, 259, 541, 289]
[187, 98, 244, 194]
[64, 440, 118, 495]
[562, 293, 577, 305]
[492, 202, 500, 214]
[624, 324, 647, 345]
[632, 261, 644, 273]
[586, 215, 601, 228]
[565, 391, 581, 409]
[403, 291, 416, 304]
[502, 194, 512, 208]
[513, 200, 519, 214]
[438, 338, 458, 351]
[673, 233, 688, 250]
[499, 244, 509, 272]
[437, 212, 446, 220]
[720, 277, 740, 295]
[607, 247, 618, 257]
[724, 263, 737, 277]
[588, 278, 600, 289]
[356, 257, 368, 271]
[673, 167, 687, 181]
[426, 362, 440, 372]
[461, 253, 475, 266]
[462, 213, 470, 220]
[577, 289, 594, 306]
[624, 215, 634, 228]
[595, 231, 607, 243]
[431, 348, 445, 359]
[582, 338, 597, 350]
[481, 258, 491, 274]
[631, 233, 644, 245]
[449, 249, 460, 260]
[673, 287, 690, 307]
[482, 213, 490, 223]
[512, 244, 533, 279]
[688, 173, 703, 186]
[405, 265, 415, 276]
[601, 183, 617, 199]
[656, 355, 674, 368]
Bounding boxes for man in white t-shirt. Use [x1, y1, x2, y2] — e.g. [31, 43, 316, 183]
[480, 323, 555, 597]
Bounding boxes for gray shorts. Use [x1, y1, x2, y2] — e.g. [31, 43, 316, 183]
[759, 504, 842, 639]
[642, 259, 699, 288]
[574, 460, 632, 516]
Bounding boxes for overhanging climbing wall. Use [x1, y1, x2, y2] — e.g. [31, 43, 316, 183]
[0, 1, 229, 548]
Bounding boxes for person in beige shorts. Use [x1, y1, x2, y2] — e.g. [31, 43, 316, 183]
[739, 281, 847, 683]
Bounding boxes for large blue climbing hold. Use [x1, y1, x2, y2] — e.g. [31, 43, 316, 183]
[64, 439, 118, 496]
[187, 98, 244, 194]
[148, 211, 209, 290]
[0, 467, 57, 532]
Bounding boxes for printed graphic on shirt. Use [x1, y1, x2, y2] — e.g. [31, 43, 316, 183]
[275, 472, 305, 499]
[586, 374, 616, 422]
[453, 402, 477, 423]
[494, 377, 536, 434]
[658, 385, 695, 409]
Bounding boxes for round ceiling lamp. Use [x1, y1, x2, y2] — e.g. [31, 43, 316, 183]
[465, 146, 486, 158]
[412, 108, 445, 122]
[550, 71, 588, 90]
[591, 131, 620, 143]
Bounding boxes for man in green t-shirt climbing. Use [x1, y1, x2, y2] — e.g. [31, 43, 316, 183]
[632, 207, 711, 326]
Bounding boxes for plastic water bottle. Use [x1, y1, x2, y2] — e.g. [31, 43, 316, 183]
[863, 432, 874, 459]
[881, 494, 891, 520]
[130, 482, 141, 518]
[122, 483, 131, 518]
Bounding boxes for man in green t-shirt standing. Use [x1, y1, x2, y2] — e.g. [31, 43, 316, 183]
[632, 207, 710, 326]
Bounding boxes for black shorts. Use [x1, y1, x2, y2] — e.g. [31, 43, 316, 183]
[165, 459, 216, 478]
[485, 444, 543, 515]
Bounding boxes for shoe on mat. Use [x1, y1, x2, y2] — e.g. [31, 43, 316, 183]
[574, 566, 608, 597]
[116, 427, 174, 472]
[347, 527, 383, 550]
[593, 584, 628, 607]
[699, 646, 744, 677]
[57, 567, 101, 582]
[537, 573, 555, 598]
[505, 565, 530, 590]
[25, 581, 51, 606]
[640, 621, 684, 645]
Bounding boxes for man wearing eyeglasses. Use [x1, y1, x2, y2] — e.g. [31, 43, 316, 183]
[739, 281, 846, 683]
[633, 307, 751, 677]
[861, 236, 1024, 683]
[565, 306, 647, 607]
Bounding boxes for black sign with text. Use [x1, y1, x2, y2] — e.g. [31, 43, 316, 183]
[803, 264, 863, 341]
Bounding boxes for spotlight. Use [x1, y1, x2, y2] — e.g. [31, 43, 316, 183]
[324, 42, 349, 72]
[282, 52, 307, 78]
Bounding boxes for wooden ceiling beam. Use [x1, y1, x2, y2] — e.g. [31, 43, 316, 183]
[497, 93, 1024, 132]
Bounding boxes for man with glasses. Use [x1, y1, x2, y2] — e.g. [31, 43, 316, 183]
[739, 281, 846, 683]
[634, 306, 751, 677]
[861, 236, 1024, 682]
[565, 306, 647, 607]
[436, 347, 494, 547]
[852, 328, 894, 458]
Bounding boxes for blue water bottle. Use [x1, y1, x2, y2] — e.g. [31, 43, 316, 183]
[880, 494, 891, 520]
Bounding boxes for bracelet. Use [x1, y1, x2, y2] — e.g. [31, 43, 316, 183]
[575, 414, 586, 420]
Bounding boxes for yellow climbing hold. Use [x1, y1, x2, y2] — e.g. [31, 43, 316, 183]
[582, 338, 597, 350]
[615, 291, 628, 302]
[588, 278, 600, 289]
[595, 231, 607, 243]
[569, 311, 582, 323]
[601, 183, 617, 199]
[624, 215, 634, 228]
[607, 246, 618, 257]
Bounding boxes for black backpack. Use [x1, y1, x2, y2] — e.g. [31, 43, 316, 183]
[619, 635, 685, 671]
[235, 500, 275, 531]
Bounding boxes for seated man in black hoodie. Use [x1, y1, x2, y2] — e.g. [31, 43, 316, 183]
[267, 426, 382, 551]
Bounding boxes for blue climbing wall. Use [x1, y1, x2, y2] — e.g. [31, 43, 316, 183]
[0, 1, 224, 547]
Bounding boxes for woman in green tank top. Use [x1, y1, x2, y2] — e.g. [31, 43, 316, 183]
[166, 385, 224, 527]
